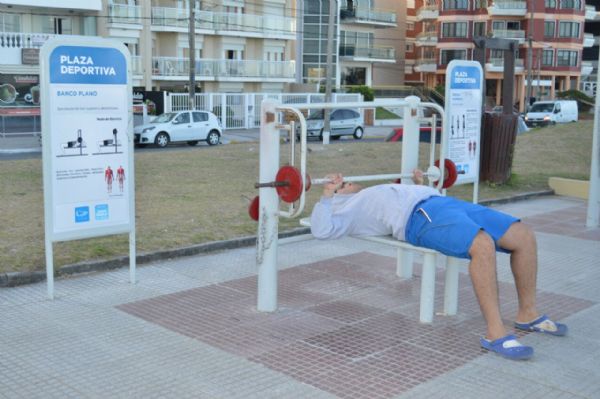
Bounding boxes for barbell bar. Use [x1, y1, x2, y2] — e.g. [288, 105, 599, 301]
[254, 160, 460, 205]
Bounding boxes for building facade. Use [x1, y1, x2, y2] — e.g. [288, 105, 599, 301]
[405, 0, 594, 111]
[298, 0, 399, 88]
[0, 0, 297, 94]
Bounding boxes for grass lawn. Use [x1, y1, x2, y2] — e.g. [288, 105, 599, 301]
[0, 120, 593, 274]
[376, 107, 401, 119]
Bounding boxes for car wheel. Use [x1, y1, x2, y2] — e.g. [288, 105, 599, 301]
[206, 130, 220, 146]
[155, 132, 170, 148]
[187, 141, 199, 146]
[318, 129, 323, 141]
[353, 127, 364, 139]
[331, 135, 340, 140]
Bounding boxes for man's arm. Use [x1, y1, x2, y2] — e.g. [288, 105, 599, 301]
[309, 173, 352, 239]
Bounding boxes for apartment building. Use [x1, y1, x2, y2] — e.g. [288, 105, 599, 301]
[0, 0, 297, 96]
[406, 0, 594, 111]
[298, 0, 398, 88]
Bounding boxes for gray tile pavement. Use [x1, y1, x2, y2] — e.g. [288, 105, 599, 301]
[0, 195, 599, 398]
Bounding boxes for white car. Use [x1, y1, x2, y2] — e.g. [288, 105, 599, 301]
[134, 110, 222, 148]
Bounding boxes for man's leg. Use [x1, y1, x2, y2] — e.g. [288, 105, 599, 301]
[497, 222, 539, 323]
[469, 230, 506, 340]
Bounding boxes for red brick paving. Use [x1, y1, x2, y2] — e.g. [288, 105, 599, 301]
[117, 203, 598, 398]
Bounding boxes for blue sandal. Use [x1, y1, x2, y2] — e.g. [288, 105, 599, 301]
[480, 334, 534, 360]
[514, 314, 568, 336]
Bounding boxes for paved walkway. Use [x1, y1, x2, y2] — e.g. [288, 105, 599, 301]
[1, 196, 599, 398]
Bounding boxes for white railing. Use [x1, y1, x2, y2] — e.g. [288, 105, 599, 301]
[151, 7, 295, 36]
[212, 12, 296, 35]
[488, 58, 525, 68]
[492, 1, 527, 10]
[339, 45, 395, 60]
[0, 31, 55, 49]
[492, 29, 526, 40]
[166, 92, 362, 130]
[352, 7, 397, 24]
[131, 56, 143, 75]
[108, 4, 142, 24]
[416, 5, 439, 20]
[152, 57, 295, 79]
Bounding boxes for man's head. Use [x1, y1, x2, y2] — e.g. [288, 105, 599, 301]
[335, 181, 362, 195]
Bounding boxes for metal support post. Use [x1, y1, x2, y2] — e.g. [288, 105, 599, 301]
[257, 100, 280, 312]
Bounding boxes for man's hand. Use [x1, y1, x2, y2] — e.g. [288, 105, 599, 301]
[323, 173, 343, 197]
[412, 169, 424, 185]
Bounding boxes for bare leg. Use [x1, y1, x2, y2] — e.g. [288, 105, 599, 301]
[469, 230, 506, 340]
[497, 222, 539, 323]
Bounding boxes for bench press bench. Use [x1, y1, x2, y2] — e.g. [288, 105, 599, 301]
[299, 218, 463, 323]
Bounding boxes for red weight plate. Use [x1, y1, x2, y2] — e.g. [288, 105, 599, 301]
[434, 159, 458, 189]
[275, 165, 303, 203]
[248, 196, 260, 221]
[305, 174, 312, 192]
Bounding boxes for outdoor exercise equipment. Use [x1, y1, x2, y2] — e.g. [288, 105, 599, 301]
[253, 161, 458, 205]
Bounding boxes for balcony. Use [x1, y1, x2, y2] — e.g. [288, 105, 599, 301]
[415, 31, 438, 46]
[340, 6, 397, 27]
[212, 12, 296, 38]
[414, 58, 437, 73]
[584, 33, 595, 48]
[0, 32, 66, 66]
[491, 29, 525, 43]
[486, 58, 524, 72]
[152, 57, 295, 81]
[108, 4, 142, 25]
[132, 56, 143, 76]
[586, 5, 598, 20]
[151, 7, 295, 38]
[416, 5, 439, 21]
[487, 1, 527, 17]
[339, 45, 396, 62]
[581, 61, 594, 76]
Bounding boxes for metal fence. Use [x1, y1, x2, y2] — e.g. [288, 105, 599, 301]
[167, 92, 363, 129]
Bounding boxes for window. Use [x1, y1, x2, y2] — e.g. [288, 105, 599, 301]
[558, 22, 580, 38]
[407, 22, 415, 31]
[39, 16, 72, 34]
[192, 112, 208, 122]
[474, 0, 486, 9]
[440, 49, 467, 64]
[473, 22, 486, 37]
[175, 112, 190, 124]
[443, 0, 468, 10]
[406, 43, 414, 52]
[560, 0, 581, 9]
[542, 49, 554, 66]
[0, 12, 21, 32]
[442, 22, 468, 38]
[545, 0, 557, 7]
[544, 21, 555, 37]
[557, 50, 578, 66]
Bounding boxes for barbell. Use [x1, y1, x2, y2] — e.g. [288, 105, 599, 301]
[253, 159, 459, 205]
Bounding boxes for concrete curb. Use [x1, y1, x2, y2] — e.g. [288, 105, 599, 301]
[0, 191, 555, 288]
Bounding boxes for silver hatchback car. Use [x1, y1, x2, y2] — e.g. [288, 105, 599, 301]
[297, 108, 364, 141]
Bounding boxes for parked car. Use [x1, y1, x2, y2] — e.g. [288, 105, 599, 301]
[134, 110, 222, 148]
[296, 108, 364, 141]
[524, 100, 578, 127]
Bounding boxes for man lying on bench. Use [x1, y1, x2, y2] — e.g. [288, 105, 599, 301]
[309, 170, 567, 361]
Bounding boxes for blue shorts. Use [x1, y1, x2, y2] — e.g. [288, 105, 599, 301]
[405, 196, 519, 259]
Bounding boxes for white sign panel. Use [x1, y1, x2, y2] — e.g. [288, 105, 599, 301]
[444, 60, 483, 186]
[41, 38, 133, 241]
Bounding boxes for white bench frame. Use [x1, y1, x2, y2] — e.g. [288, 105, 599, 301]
[256, 96, 463, 323]
[299, 218, 462, 323]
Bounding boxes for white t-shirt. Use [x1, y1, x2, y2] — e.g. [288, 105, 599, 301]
[310, 184, 440, 241]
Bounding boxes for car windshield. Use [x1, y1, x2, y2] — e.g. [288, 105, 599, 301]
[152, 113, 177, 123]
[529, 103, 554, 113]
[307, 110, 325, 120]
